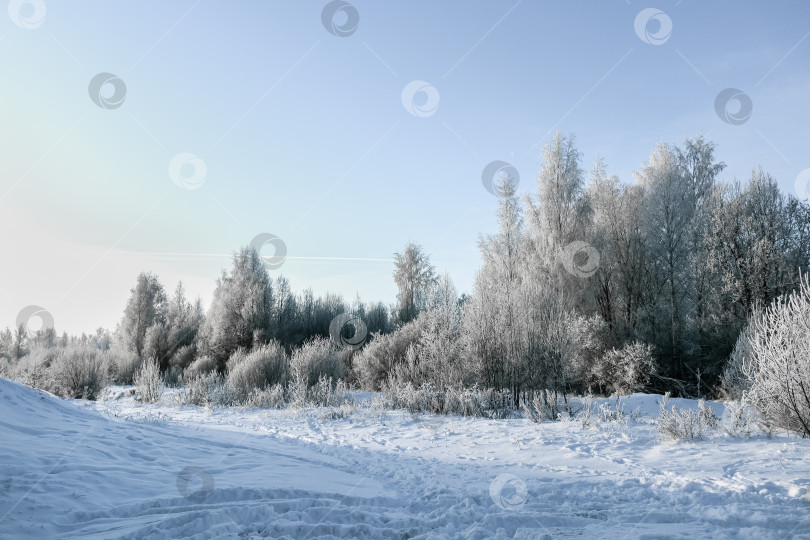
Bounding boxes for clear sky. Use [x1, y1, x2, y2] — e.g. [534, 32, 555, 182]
[1, 0, 809, 335]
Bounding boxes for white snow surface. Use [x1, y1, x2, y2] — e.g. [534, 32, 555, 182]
[1, 378, 809, 539]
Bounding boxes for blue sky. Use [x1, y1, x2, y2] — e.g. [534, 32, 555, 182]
[1, 0, 809, 334]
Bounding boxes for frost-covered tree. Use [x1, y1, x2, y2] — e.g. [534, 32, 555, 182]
[473, 176, 525, 396]
[120, 272, 167, 359]
[364, 301, 392, 335]
[674, 136, 725, 383]
[198, 247, 275, 369]
[634, 143, 697, 380]
[274, 276, 296, 343]
[703, 170, 810, 379]
[584, 158, 645, 342]
[591, 342, 657, 396]
[527, 131, 587, 250]
[393, 242, 435, 324]
[393, 273, 465, 389]
[0, 327, 12, 362]
[166, 284, 204, 368]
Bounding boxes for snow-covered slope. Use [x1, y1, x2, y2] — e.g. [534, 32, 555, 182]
[1, 378, 809, 539]
[0, 379, 394, 539]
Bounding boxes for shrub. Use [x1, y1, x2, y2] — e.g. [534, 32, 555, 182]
[521, 389, 582, 423]
[244, 384, 286, 408]
[730, 275, 810, 436]
[592, 342, 656, 396]
[522, 393, 553, 423]
[134, 357, 164, 403]
[226, 342, 288, 401]
[184, 355, 217, 379]
[9, 347, 59, 390]
[318, 402, 357, 420]
[288, 377, 308, 408]
[106, 347, 141, 385]
[183, 372, 232, 406]
[656, 393, 718, 442]
[723, 398, 758, 438]
[353, 318, 425, 390]
[290, 337, 341, 388]
[49, 345, 106, 400]
[383, 380, 515, 418]
[307, 375, 352, 408]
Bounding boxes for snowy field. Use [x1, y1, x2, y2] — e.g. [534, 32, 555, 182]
[1, 378, 809, 539]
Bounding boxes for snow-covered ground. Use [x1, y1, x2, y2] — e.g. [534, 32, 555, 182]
[1, 378, 809, 539]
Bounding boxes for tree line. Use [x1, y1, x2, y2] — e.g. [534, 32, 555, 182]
[2, 132, 808, 407]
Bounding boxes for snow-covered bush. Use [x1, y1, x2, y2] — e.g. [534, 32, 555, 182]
[386, 381, 441, 413]
[9, 346, 137, 399]
[723, 398, 758, 438]
[106, 348, 141, 385]
[244, 384, 286, 408]
[134, 357, 164, 403]
[384, 380, 515, 418]
[183, 372, 233, 406]
[8, 347, 59, 390]
[522, 393, 552, 423]
[288, 377, 308, 409]
[308, 375, 352, 408]
[49, 345, 106, 400]
[445, 386, 513, 418]
[728, 275, 810, 436]
[389, 344, 424, 387]
[598, 399, 640, 423]
[280, 374, 351, 409]
[226, 342, 288, 401]
[591, 342, 656, 396]
[522, 391, 569, 422]
[656, 393, 718, 442]
[290, 337, 341, 388]
[578, 394, 595, 428]
[184, 355, 217, 379]
[353, 318, 425, 390]
[318, 402, 357, 420]
[578, 395, 640, 431]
